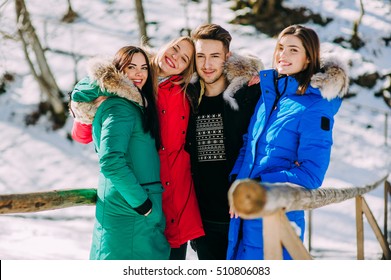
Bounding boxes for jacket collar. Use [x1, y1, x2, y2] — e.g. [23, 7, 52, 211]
[261, 53, 349, 100]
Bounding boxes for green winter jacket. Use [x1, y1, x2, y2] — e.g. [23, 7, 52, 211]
[72, 57, 170, 260]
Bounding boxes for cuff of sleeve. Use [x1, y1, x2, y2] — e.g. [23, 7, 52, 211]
[133, 198, 152, 215]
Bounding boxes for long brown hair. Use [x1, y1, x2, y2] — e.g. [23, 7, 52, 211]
[272, 25, 320, 95]
[112, 46, 160, 148]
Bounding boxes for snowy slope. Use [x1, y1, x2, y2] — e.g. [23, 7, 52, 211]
[0, 0, 390, 260]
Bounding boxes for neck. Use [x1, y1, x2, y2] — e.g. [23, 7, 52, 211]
[204, 77, 227, 97]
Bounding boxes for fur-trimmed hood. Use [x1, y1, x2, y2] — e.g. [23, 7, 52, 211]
[222, 52, 349, 110]
[70, 56, 144, 124]
[196, 52, 264, 110]
[223, 53, 265, 110]
[310, 52, 350, 100]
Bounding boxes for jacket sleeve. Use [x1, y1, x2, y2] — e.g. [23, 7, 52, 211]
[71, 77, 111, 102]
[72, 120, 93, 144]
[229, 131, 249, 181]
[97, 98, 151, 214]
[261, 100, 336, 189]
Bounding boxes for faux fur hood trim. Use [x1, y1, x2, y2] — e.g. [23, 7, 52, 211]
[86, 56, 143, 105]
[223, 53, 265, 110]
[71, 57, 144, 124]
[310, 53, 350, 100]
[195, 53, 264, 110]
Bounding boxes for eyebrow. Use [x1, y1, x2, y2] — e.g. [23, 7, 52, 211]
[129, 62, 148, 67]
[196, 52, 222, 56]
[279, 43, 301, 49]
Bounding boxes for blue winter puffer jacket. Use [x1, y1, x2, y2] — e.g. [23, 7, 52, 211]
[227, 54, 349, 260]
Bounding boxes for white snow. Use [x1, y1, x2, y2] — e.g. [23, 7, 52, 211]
[0, 0, 390, 264]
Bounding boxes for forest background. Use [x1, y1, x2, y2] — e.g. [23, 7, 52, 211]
[0, 0, 390, 260]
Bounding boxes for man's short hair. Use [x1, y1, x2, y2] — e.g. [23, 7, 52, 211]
[191, 23, 232, 52]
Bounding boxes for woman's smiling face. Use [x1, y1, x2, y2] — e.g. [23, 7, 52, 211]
[158, 39, 194, 77]
[275, 34, 310, 76]
[123, 52, 149, 89]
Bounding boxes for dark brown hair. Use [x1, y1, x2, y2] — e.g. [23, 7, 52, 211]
[191, 23, 232, 52]
[273, 25, 320, 94]
[113, 46, 160, 148]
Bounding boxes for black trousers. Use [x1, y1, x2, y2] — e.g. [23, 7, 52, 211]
[193, 220, 229, 260]
[169, 242, 188, 260]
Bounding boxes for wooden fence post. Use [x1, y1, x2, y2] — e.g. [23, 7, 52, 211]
[361, 197, 391, 259]
[355, 195, 365, 260]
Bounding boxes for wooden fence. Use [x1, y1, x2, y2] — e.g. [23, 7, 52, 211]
[228, 174, 391, 260]
[0, 175, 390, 260]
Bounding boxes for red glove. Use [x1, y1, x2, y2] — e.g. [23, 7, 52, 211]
[72, 120, 93, 144]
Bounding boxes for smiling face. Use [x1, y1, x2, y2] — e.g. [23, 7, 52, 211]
[123, 52, 149, 89]
[158, 39, 194, 77]
[274, 34, 310, 76]
[195, 39, 229, 85]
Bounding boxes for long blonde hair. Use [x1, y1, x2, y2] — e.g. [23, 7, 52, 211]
[150, 36, 196, 92]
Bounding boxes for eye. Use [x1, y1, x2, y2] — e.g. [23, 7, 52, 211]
[141, 66, 148, 71]
[127, 65, 136, 70]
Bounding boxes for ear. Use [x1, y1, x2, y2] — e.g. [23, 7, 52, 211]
[226, 51, 232, 60]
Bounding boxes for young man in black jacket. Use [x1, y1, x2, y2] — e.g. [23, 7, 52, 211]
[186, 23, 263, 260]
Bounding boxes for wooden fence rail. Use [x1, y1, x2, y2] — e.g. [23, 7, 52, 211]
[0, 175, 389, 260]
[0, 188, 96, 214]
[228, 174, 390, 260]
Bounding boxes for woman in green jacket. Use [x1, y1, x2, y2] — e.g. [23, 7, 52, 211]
[71, 46, 170, 260]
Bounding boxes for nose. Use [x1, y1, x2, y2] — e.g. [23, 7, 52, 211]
[280, 49, 287, 58]
[203, 57, 211, 68]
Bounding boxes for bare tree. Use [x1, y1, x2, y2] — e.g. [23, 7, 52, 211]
[207, 0, 212, 23]
[15, 0, 66, 127]
[135, 0, 149, 45]
[350, 0, 365, 50]
[62, 0, 79, 23]
[251, 0, 283, 18]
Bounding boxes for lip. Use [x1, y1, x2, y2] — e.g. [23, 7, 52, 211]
[165, 56, 175, 68]
[132, 79, 143, 88]
[202, 70, 215, 76]
[278, 60, 291, 66]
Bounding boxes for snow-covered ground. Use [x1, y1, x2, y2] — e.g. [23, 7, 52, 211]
[0, 0, 390, 262]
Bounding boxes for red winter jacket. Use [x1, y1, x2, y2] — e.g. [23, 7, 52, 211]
[157, 76, 204, 248]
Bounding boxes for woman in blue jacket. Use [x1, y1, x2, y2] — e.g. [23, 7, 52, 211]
[227, 25, 349, 260]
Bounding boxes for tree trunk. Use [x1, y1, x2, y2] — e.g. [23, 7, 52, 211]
[207, 0, 212, 23]
[134, 0, 148, 45]
[62, 0, 79, 23]
[15, 0, 66, 126]
[252, 0, 283, 17]
[350, 0, 365, 50]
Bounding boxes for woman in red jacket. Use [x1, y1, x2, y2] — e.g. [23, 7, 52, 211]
[71, 37, 204, 260]
[150, 36, 204, 259]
